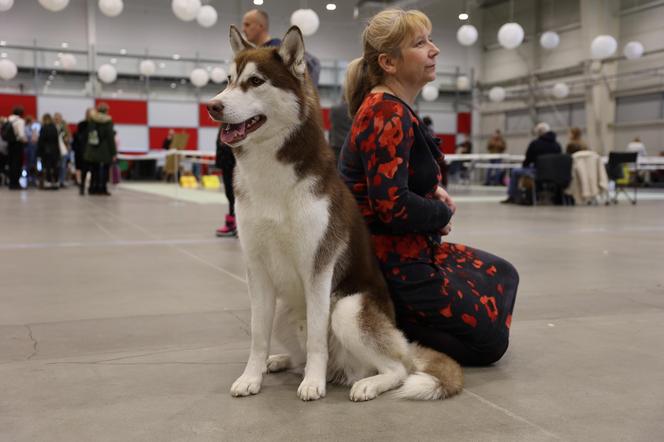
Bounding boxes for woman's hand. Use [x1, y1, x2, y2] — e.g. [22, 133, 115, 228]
[440, 221, 452, 236]
[434, 186, 456, 214]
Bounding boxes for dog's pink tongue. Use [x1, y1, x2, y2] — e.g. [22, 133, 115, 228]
[220, 122, 247, 144]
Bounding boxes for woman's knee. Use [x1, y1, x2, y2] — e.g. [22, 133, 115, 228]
[469, 336, 510, 366]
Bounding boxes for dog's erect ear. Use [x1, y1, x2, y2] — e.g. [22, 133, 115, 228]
[278, 26, 306, 78]
[229, 25, 254, 55]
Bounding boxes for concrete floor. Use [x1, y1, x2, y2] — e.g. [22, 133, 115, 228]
[1, 184, 663, 441]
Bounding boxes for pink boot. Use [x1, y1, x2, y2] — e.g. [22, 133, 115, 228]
[215, 214, 237, 237]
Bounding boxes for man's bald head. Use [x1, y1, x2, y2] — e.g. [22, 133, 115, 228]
[242, 9, 270, 46]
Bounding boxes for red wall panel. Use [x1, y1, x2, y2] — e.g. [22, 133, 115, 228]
[94, 99, 147, 125]
[437, 133, 457, 154]
[149, 127, 198, 150]
[199, 102, 220, 127]
[321, 108, 331, 131]
[457, 112, 471, 134]
[0, 94, 37, 119]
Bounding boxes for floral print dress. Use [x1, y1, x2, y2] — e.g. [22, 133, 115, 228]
[339, 93, 519, 365]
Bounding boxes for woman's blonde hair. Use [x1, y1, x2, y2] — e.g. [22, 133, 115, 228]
[569, 127, 582, 140]
[345, 9, 432, 116]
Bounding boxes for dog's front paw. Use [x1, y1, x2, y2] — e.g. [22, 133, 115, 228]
[266, 354, 291, 373]
[350, 378, 380, 402]
[297, 377, 326, 401]
[230, 374, 263, 397]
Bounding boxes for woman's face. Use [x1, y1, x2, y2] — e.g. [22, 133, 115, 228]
[394, 27, 439, 88]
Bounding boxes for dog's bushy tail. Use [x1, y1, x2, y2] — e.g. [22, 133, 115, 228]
[393, 344, 463, 400]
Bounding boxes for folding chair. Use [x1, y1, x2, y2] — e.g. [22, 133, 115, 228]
[533, 154, 573, 206]
[606, 152, 638, 205]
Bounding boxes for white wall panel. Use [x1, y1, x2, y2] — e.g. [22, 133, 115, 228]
[198, 128, 219, 153]
[148, 101, 198, 127]
[37, 96, 93, 123]
[114, 125, 148, 153]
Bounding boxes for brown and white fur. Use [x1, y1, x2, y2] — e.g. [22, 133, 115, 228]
[207, 25, 463, 402]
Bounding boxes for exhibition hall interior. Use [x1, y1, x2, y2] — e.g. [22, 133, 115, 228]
[1, 0, 662, 440]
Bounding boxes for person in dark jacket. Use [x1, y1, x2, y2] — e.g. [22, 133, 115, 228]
[502, 122, 562, 204]
[214, 128, 237, 237]
[73, 108, 93, 192]
[329, 99, 352, 163]
[37, 113, 60, 189]
[83, 103, 116, 196]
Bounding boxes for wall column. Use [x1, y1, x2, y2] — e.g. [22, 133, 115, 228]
[580, 0, 620, 154]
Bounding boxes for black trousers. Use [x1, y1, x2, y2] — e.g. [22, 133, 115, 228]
[220, 160, 236, 216]
[7, 143, 23, 189]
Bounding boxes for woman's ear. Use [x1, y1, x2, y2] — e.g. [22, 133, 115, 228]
[377, 53, 397, 75]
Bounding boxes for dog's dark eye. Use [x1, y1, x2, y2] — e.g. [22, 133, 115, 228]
[249, 76, 265, 87]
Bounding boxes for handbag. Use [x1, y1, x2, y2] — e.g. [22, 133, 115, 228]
[58, 132, 68, 156]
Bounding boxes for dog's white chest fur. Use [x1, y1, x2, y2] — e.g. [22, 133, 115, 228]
[235, 152, 329, 307]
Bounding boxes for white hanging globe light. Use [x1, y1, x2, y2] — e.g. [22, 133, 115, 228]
[489, 86, 506, 102]
[456, 75, 470, 91]
[59, 53, 77, 70]
[97, 63, 117, 83]
[0, 0, 14, 12]
[551, 82, 569, 99]
[456, 24, 478, 46]
[190, 68, 209, 88]
[623, 41, 644, 60]
[210, 67, 227, 83]
[540, 31, 560, 49]
[39, 0, 70, 12]
[196, 5, 217, 28]
[139, 60, 156, 77]
[421, 84, 439, 102]
[497, 22, 525, 49]
[99, 0, 123, 17]
[590, 35, 617, 59]
[0, 59, 18, 80]
[290, 9, 320, 36]
[172, 0, 201, 22]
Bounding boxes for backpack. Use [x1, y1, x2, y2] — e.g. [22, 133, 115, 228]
[1, 120, 17, 144]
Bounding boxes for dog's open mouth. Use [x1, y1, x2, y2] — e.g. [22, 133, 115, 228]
[220, 115, 267, 144]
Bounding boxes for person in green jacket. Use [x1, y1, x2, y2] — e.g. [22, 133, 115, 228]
[83, 103, 116, 195]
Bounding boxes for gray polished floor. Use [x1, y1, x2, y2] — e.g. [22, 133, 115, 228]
[1, 185, 663, 441]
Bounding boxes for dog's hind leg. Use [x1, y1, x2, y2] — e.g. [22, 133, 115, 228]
[230, 263, 277, 397]
[331, 294, 410, 402]
[267, 300, 306, 373]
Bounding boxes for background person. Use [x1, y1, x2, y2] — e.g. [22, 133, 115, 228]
[502, 122, 561, 204]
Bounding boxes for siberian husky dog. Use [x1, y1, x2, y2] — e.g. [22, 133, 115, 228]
[207, 25, 463, 402]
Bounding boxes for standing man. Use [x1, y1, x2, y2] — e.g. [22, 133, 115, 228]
[241, 8, 320, 86]
[6, 106, 27, 190]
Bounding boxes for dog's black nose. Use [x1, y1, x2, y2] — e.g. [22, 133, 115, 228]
[207, 100, 224, 120]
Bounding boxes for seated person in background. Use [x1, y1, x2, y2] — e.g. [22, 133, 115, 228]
[565, 127, 588, 155]
[626, 136, 647, 156]
[485, 129, 507, 185]
[448, 134, 472, 182]
[502, 122, 562, 204]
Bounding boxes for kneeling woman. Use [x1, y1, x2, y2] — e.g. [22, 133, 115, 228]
[339, 9, 519, 366]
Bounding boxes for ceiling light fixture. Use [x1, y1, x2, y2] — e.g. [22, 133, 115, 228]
[253, 0, 263, 5]
[120, 48, 127, 55]
[172, 54, 180, 60]
[61, 42, 68, 48]
[458, 13, 469, 20]
[326, 3, 336, 10]
[110, 58, 117, 64]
